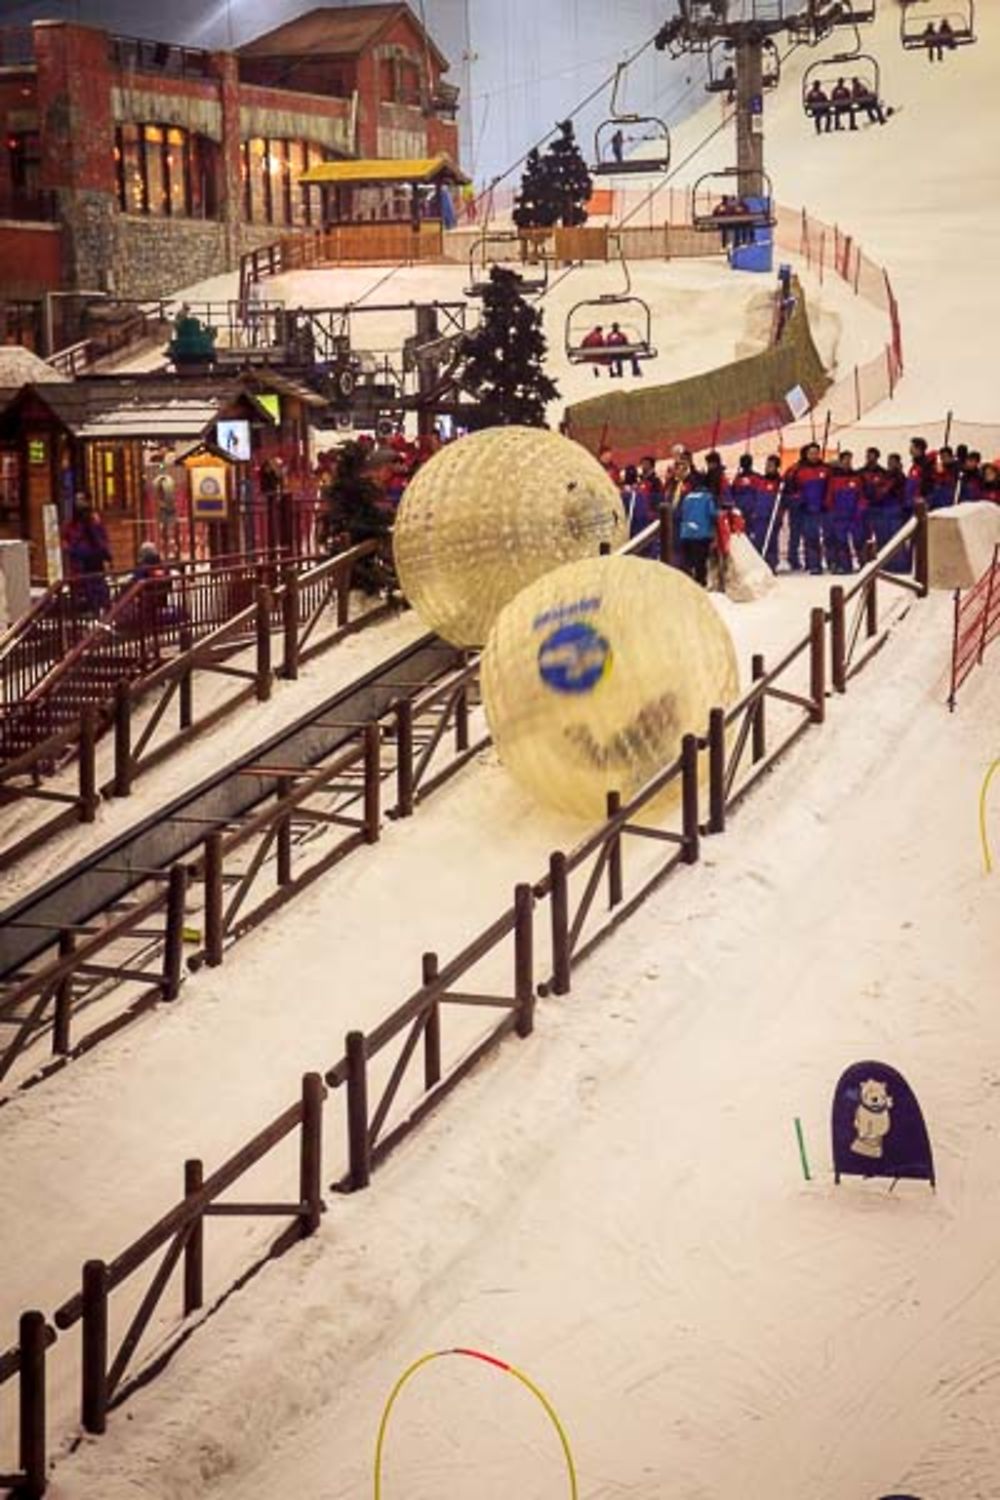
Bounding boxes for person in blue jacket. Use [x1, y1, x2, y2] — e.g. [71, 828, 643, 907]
[745, 454, 782, 569]
[825, 451, 865, 573]
[676, 478, 717, 586]
[783, 442, 831, 574]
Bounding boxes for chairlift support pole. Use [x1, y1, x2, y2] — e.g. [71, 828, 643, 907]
[735, 36, 765, 201]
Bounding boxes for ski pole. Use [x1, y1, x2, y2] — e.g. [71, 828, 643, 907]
[761, 479, 785, 569]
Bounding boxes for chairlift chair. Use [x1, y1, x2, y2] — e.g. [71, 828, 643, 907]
[591, 115, 672, 176]
[899, 0, 975, 48]
[591, 61, 671, 176]
[464, 231, 549, 299]
[705, 40, 736, 94]
[802, 52, 882, 119]
[565, 294, 656, 366]
[564, 247, 656, 365]
[705, 38, 781, 96]
[691, 168, 775, 233]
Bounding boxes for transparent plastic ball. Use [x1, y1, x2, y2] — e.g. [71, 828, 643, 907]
[482, 554, 739, 821]
[392, 426, 626, 647]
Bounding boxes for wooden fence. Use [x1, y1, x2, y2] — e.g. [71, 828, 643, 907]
[0, 509, 929, 1495]
[0, 543, 388, 873]
[0, 647, 481, 1096]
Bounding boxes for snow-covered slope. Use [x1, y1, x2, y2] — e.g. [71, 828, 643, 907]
[4, 8, 999, 1500]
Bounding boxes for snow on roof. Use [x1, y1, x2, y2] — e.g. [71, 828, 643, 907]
[0, 345, 69, 388]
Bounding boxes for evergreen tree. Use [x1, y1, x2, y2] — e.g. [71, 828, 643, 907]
[459, 266, 560, 429]
[544, 119, 592, 227]
[512, 146, 559, 230]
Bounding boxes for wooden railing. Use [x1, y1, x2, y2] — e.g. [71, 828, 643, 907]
[0, 543, 388, 871]
[0, 510, 928, 1495]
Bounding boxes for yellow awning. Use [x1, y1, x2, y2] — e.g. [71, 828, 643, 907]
[298, 155, 469, 187]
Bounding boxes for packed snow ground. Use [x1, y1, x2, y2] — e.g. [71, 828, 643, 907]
[50, 585, 1000, 1500]
[3, 5, 1000, 1498]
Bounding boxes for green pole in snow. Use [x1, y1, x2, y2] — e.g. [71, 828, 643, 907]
[794, 1117, 812, 1182]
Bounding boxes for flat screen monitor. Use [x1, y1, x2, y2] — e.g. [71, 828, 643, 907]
[216, 420, 251, 461]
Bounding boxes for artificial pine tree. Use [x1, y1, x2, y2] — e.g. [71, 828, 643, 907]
[460, 266, 560, 428]
[543, 119, 592, 227]
[512, 146, 559, 230]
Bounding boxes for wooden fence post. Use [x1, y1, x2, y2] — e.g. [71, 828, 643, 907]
[204, 832, 224, 968]
[830, 585, 847, 693]
[363, 723, 380, 844]
[707, 707, 726, 833]
[336, 574, 350, 629]
[299, 1073, 325, 1235]
[81, 1259, 108, 1435]
[162, 864, 187, 1001]
[53, 928, 75, 1056]
[549, 851, 571, 996]
[276, 776, 293, 887]
[346, 1031, 370, 1191]
[18, 1311, 47, 1500]
[422, 952, 442, 1090]
[865, 541, 879, 637]
[454, 684, 469, 753]
[178, 625, 193, 730]
[606, 791, 623, 907]
[514, 883, 535, 1039]
[751, 653, 766, 762]
[112, 679, 132, 798]
[809, 607, 826, 723]
[282, 570, 300, 681]
[395, 698, 414, 817]
[183, 1159, 203, 1316]
[255, 586, 272, 702]
[914, 500, 929, 597]
[681, 733, 700, 865]
[78, 706, 98, 824]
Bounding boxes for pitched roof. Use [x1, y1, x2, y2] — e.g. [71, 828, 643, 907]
[0, 377, 275, 438]
[298, 153, 468, 185]
[238, 5, 449, 72]
[0, 346, 69, 389]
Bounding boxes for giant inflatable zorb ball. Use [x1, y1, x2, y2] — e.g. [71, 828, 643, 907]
[482, 554, 739, 821]
[392, 426, 626, 647]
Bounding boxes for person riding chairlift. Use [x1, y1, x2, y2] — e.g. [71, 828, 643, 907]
[851, 75, 887, 126]
[806, 80, 832, 134]
[830, 77, 856, 131]
[580, 324, 609, 378]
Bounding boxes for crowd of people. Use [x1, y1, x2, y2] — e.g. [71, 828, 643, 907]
[601, 436, 1000, 588]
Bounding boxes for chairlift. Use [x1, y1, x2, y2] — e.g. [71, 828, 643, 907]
[591, 62, 671, 175]
[705, 38, 780, 96]
[464, 231, 549, 299]
[802, 52, 882, 120]
[691, 168, 775, 233]
[564, 251, 656, 366]
[899, 0, 975, 49]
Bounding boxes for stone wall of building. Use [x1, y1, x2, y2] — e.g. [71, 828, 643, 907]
[112, 215, 281, 298]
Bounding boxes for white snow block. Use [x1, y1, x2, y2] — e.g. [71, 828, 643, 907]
[927, 502, 1000, 590]
[724, 531, 776, 603]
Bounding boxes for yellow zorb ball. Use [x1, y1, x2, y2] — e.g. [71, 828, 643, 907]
[482, 554, 739, 821]
[392, 426, 626, 647]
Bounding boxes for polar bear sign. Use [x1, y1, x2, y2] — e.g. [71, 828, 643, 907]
[831, 1061, 935, 1189]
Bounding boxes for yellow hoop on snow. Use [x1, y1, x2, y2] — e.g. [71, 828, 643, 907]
[980, 759, 1000, 873]
[373, 1347, 578, 1499]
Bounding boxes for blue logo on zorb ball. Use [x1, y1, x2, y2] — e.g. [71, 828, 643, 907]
[538, 621, 611, 695]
